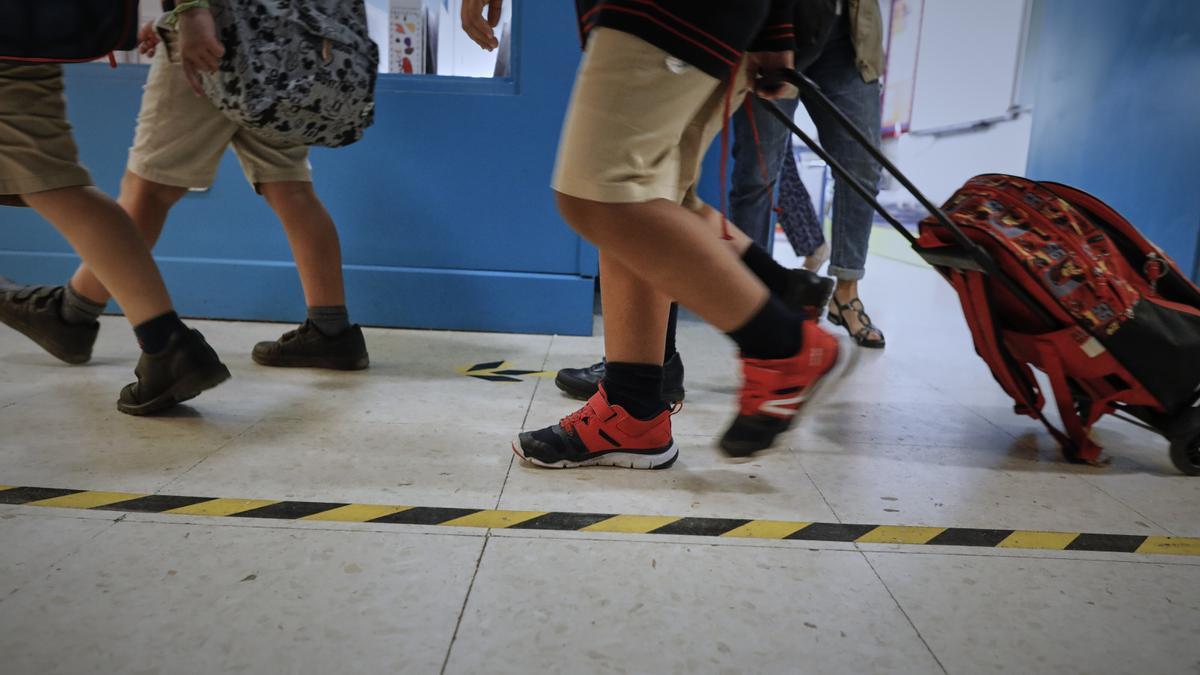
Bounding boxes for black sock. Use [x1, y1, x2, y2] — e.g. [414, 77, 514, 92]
[603, 362, 668, 420]
[663, 303, 679, 361]
[728, 296, 803, 359]
[307, 305, 350, 336]
[133, 311, 186, 354]
[742, 244, 791, 296]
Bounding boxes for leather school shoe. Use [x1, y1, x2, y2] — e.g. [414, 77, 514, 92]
[720, 320, 852, 458]
[784, 268, 837, 320]
[514, 385, 679, 469]
[117, 329, 231, 416]
[0, 284, 99, 365]
[251, 321, 369, 370]
[554, 352, 686, 403]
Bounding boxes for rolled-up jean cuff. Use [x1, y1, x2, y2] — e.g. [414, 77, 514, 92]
[828, 265, 865, 282]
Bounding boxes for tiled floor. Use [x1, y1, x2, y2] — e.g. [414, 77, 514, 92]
[1, 253, 1198, 675]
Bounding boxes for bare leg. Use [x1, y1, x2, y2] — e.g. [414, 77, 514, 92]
[23, 186, 173, 326]
[557, 193, 768, 333]
[599, 252, 671, 365]
[259, 181, 345, 308]
[68, 171, 188, 304]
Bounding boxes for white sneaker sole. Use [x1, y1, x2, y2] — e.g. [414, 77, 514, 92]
[512, 439, 680, 470]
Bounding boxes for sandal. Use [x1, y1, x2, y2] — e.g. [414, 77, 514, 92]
[827, 297, 886, 349]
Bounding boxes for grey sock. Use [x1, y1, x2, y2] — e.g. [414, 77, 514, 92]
[307, 305, 350, 336]
[60, 283, 106, 325]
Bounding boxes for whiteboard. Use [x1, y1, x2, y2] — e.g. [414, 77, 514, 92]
[908, 0, 1027, 132]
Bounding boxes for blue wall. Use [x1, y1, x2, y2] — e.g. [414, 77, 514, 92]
[0, 3, 599, 335]
[1024, 0, 1200, 281]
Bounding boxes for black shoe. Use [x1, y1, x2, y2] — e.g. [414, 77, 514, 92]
[117, 328, 231, 416]
[782, 269, 836, 320]
[554, 352, 686, 402]
[251, 321, 369, 370]
[0, 283, 99, 364]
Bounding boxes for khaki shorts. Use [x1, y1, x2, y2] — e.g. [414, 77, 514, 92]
[127, 31, 311, 190]
[0, 63, 93, 207]
[552, 27, 749, 211]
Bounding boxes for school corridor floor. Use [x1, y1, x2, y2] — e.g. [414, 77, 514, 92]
[1, 253, 1198, 675]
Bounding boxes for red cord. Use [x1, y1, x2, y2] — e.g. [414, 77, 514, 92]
[718, 75, 735, 241]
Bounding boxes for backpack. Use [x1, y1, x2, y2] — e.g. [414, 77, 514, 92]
[918, 174, 1200, 468]
[0, 0, 138, 63]
[201, 0, 379, 148]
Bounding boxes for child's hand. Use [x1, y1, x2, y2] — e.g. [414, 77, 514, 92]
[461, 0, 503, 51]
[137, 20, 161, 57]
[177, 7, 225, 96]
[747, 51, 796, 100]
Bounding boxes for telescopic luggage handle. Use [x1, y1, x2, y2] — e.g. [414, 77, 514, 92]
[759, 69, 1056, 325]
[759, 68, 991, 271]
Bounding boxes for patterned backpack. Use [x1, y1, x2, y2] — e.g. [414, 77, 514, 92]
[202, 0, 379, 148]
[919, 174, 1200, 469]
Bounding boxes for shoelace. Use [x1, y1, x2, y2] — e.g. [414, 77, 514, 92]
[559, 400, 599, 434]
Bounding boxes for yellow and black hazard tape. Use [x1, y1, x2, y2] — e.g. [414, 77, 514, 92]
[2, 484, 1197, 557]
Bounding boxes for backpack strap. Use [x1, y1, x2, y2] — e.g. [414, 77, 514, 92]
[950, 270, 1044, 415]
[1033, 340, 1104, 463]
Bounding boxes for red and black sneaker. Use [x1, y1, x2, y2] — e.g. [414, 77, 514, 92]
[720, 320, 851, 458]
[514, 385, 679, 469]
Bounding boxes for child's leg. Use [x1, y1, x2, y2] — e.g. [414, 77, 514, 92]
[258, 181, 346, 309]
[247, 178, 366, 370]
[68, 171, 188, 305]
[516, 28, 847, 468]
[561, 194, 770, 333]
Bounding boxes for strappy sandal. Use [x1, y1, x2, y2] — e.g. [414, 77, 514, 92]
[827, 297, 886, 349]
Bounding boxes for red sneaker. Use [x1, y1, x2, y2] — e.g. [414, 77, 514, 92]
[514, 385, 679, 469]
[720, 320, 849, 458]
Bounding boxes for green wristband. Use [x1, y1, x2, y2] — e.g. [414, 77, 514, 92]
[165, 0, 211, 28]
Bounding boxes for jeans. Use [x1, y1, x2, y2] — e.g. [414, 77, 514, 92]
[729, 33, 883, 280]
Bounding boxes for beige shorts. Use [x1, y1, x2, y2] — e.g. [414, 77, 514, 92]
[552, 27, 749, 211]
[127, 31, 311, 190]
[0, 64, 93, 207]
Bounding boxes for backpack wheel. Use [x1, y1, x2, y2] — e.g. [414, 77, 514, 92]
[1169, 436, 1200, 476]
[1169, 407, 1200, 476]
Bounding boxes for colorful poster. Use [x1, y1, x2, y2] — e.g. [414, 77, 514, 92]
[880, 0, 925, 136]
[389, 1, 426, 74]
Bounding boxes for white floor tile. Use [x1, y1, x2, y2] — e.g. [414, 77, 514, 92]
[0, 512, 114, 601]
[0, 520, 483, 675]
[445, 537, 942, 675]
[0, 399, 257, 493]
[799, 443, 1162, 534]
[499, 432, 839, 523]
[868, 550, 1200, 674]
[165, 417, 517, 508]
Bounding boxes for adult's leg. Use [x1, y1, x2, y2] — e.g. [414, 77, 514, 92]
[802, 33, 885, 345]
[729, 96, 802, 252]
[68, 171, 188, 304]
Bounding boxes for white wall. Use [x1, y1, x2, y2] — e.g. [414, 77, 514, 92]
[880, 0, 1032, 205]
[793, 0, 1035, 210]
